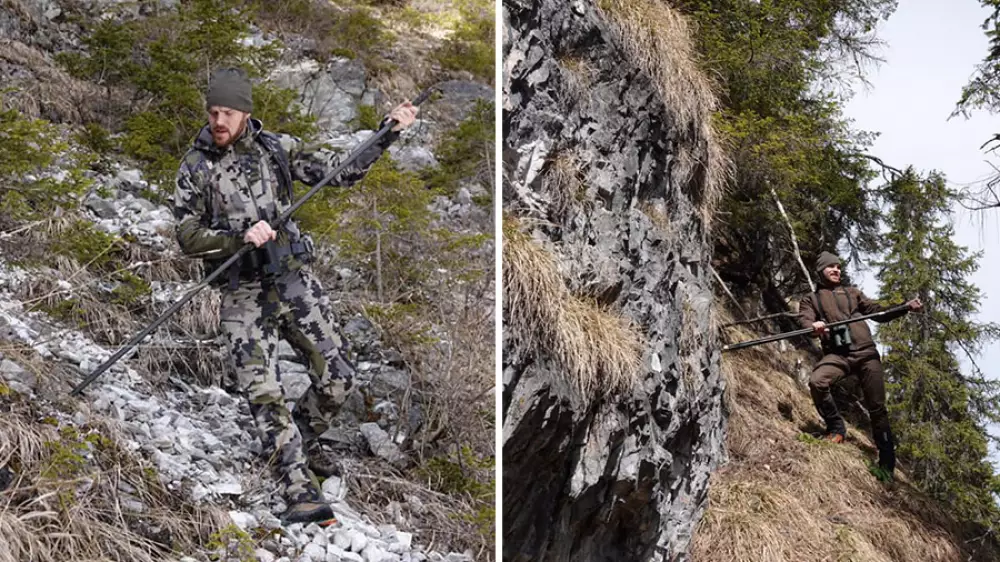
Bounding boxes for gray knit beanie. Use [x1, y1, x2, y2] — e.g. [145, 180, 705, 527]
[205, 67, 253, 113]
[814, 251, 841, 274]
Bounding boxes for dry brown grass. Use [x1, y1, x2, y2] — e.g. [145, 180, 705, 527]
[331, 262, 496, 558]
[0, 393, 228, 562]
[4, 215, 224, 387]
[692, 309, 1000, 562]
[0, 39, 111, 124]
[677, 292, 715, 396]
[503, 220, 643, 397]
[557, 54, 599, 95]
[347, 457, 489, 560]
[597, 0, 730, 230]
[543, 151, 586, 222]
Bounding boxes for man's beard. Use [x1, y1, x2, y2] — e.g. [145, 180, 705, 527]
[212, 115, 249, 148]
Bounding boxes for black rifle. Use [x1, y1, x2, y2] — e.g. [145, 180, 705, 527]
[70, 87, 438, 396]
[721, 304, 910, 352]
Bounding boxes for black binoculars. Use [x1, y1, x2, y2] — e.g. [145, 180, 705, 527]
[829, 325, 852, 348]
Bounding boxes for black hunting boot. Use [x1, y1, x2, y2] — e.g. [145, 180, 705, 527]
[811, 384, 846, 442]
[874, 429, 896, 475]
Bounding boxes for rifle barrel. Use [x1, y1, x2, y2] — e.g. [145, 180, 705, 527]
[721, 304, 910, 353]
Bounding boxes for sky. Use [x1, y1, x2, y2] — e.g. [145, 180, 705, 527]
[840, 0, 1000, 456]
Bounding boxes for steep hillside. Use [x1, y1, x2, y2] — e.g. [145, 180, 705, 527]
[691, 316, 1000, 562]
[0, 0, 495, 560]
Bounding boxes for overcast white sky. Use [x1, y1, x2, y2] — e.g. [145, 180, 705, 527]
[841, 0, 1000, 456]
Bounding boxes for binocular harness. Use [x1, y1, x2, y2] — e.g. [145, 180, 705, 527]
[211, 233, 316, 290]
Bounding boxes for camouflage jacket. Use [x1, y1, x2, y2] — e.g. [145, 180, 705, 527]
[173, 118, 396, 265]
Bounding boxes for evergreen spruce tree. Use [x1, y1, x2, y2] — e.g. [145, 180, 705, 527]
[875, 168, 1000, 527]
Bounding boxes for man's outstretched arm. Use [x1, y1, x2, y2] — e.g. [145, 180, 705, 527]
[282, 101, 419, 189]
[856, 288, 923, 322]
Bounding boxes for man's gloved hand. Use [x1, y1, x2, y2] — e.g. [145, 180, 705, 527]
[388, 101, 419, 131]
[244, 220, 276, 248]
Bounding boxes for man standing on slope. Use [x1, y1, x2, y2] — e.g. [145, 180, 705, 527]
[173, 68, 418, 524]
[798, 251, 922, 479]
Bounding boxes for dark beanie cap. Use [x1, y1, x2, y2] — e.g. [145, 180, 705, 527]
[814, 251, 841, 274]
[205, 67, 253, 113]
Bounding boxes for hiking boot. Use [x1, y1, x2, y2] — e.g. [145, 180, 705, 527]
[306, 443, 344, 479]
[874, 429, 896, 474]
[281, 501, 337, 526]
[824, 432, 845, 444]
[308, 455, 343, 479]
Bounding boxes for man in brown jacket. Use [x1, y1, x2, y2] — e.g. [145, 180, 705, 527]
[799, 251, 922, 476]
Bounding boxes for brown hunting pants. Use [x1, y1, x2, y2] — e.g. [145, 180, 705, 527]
[808, 348, 891, 437]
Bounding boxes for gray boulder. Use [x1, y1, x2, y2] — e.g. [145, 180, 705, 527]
[85, 194, 118, 219]
[359, 423, 407, 467]
[271, 58, 377, 133]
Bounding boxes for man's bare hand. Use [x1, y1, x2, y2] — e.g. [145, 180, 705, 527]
[812, 321, 829, 337]
[907, 298, 923, 312]
[244, 220, 276, 248]
[388, 101, 419, 131]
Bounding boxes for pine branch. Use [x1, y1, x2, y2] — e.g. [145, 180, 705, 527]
[958, 162, 1000, 210]
[920, 313, 988, 382]
[858, 153, 904, 184]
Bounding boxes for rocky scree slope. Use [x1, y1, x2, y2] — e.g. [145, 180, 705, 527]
[0, 153, 487, 562]
[0, 1, 494, 561]
[502, 0, 726, 561]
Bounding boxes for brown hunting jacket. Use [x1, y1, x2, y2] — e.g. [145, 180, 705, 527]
[798, 285, 907, 355]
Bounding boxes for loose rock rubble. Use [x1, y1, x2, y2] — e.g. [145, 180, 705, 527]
[0, 256, 474, 561]
[0, 148, 481, 560]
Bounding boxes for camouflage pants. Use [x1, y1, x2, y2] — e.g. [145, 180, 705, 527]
[219, 267, 354, 503]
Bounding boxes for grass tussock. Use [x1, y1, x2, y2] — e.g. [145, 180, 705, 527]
[0, 394, 228, 562]
[597, 0, 730, 229]
[693, 309, 1000, 562]
[677, 293, 714, 394]
[0, 39, 109, 123]
[503, 221, 643, 396]
[557, 54, 598, 95]
[543, 151, 587, 222]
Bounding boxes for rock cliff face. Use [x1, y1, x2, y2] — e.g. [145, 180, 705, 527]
[502, 1, 727, 560]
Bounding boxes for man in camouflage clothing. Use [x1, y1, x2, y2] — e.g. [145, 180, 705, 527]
[173, 68, 417, 523]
